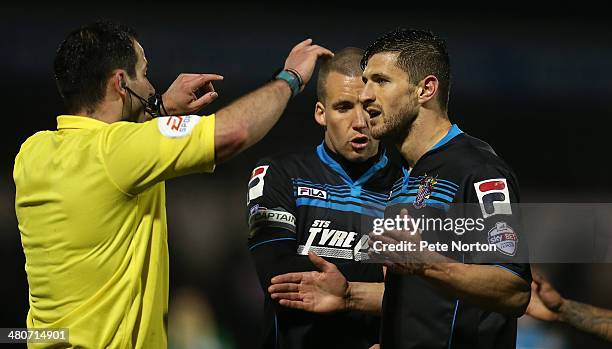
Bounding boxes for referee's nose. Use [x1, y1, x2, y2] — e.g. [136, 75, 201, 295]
[148, 81, 156, 97]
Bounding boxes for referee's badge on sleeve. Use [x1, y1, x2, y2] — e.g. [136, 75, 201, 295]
[157, 115, 201, 138]
[474, 178, 512, 218]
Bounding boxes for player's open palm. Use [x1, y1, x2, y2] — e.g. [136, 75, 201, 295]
[269, 251, 349, 313]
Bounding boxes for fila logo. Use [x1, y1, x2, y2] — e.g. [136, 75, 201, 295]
[297, 186, 327, 200]
[474, 178, 512, 218]
[247, 165, 269, 204]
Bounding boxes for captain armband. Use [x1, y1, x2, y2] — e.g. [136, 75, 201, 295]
[248, 206, 296, 237]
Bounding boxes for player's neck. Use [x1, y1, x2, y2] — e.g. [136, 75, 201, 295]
[397, 110, 451, 168]
[323, 142, 380, 181]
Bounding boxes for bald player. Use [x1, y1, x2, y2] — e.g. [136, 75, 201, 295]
[246, 47, 400, 349]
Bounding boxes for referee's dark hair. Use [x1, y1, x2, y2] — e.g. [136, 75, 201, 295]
[361, 28, 451, 112]
[316, 47, 364, 104]
[54, 20, 138, 114]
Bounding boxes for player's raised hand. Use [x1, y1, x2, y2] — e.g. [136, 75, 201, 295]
[284, 39, 334, 92]
[526, 272, 563, 321]
[268, 251, 349, 313]
[162, 73, 224, 115]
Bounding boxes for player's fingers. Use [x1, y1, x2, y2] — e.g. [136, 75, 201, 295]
[384, 262, 403, 273]
[268, 283, 300, 294]
[371, 235, 405, 262]
[382, 229, 404, 241]
[271, 272, 304, 284]
[270, 292, 302, 301]
[370, 231, 399, 245]
[531, 271, 545, 285]
[308, 251, 335, 272]
[278, 299, 307, 310]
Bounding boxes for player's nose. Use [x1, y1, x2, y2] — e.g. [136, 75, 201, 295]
[359, 82, 375, 105]
[352, 108, 368, 130]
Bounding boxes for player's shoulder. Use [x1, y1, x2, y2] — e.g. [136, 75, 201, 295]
[381, 153, 403, 176]
[369, 152, 403, 188]
[447, 133, 515, 176]
[258, 147, 315, 164]
[251, 146, 319, 177]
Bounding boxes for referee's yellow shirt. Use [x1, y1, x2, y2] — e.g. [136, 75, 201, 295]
[14, 114, 215, 348]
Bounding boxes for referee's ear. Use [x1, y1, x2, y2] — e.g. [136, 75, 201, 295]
[314, 101, 327, 128]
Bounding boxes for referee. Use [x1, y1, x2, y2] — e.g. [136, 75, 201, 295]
[13, 21, 331, 348]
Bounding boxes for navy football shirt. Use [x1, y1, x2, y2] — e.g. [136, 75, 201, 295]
[382, 124, 531, 349]
[247, 143, 400, 348]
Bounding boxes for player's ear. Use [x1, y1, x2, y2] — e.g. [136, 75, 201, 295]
[417, 75, 438, 105]
[314, 101, 327, 127]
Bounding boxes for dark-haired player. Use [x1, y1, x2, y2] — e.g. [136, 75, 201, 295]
[270, 29, 531, 349]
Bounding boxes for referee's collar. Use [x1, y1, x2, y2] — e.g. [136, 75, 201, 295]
[57, 115, 110, 130]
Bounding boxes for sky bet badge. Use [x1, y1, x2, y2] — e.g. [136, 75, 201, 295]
[488, 222, 518, 256]
[414, 175, 437, 209]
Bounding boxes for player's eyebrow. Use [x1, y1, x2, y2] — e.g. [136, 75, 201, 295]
[332, 100, 354, 109]
[371, 73, 391, 81]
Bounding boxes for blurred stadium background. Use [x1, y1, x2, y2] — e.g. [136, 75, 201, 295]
[2, 3, 611, 348]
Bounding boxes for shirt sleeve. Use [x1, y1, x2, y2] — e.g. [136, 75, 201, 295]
[100, 114, 215, 195]
[463, 164, 531, 282]
[246, 158, 297, 248]
[246, 159, 320, 307]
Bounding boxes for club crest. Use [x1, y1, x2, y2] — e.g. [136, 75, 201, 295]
[414, 175, 437, 209]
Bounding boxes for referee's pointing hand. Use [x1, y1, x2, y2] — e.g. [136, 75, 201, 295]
[162, 73, 224, 115]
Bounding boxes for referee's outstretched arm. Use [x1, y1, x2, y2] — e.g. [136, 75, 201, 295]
[97, 39, 332, 196]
